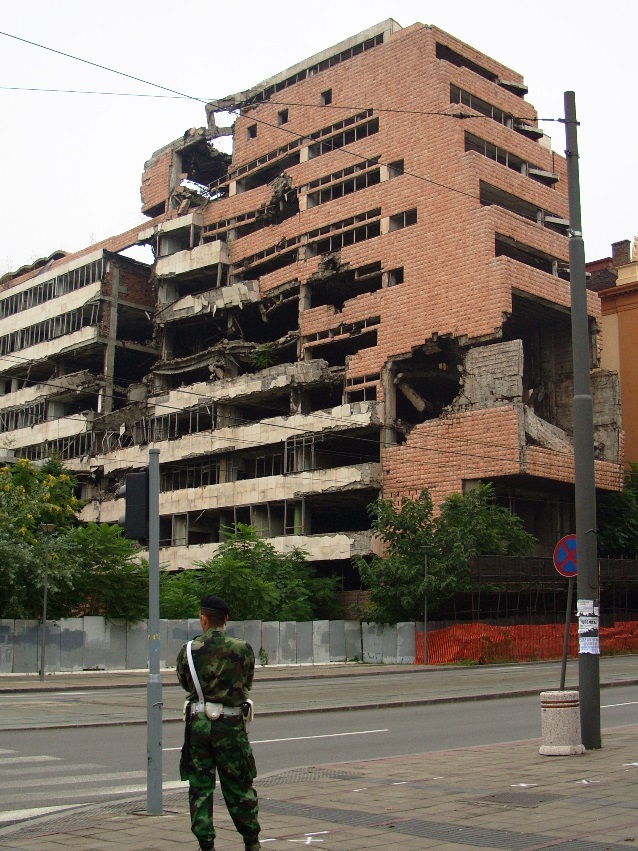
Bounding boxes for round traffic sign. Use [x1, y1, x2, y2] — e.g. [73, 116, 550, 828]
[553, 534, 577, 577]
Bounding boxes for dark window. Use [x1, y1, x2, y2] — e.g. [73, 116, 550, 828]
[321, 89, 333, 106]
[277, 109, 289, 126]
[247, 124, 257, 140]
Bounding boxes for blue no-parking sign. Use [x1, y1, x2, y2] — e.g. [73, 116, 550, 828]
[553, 534, 577, 577]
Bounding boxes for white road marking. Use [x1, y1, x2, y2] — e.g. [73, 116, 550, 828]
[0, 755, 60, 765]
[602, 701, 638, 708]
[0, 781, 187, 806]
[0, 804, 87, 825]
[252, 729, 389, 744]
[1, 771, 147, 789]
[0, 749, 16, 755]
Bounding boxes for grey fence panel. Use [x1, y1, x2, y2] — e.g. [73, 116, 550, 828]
[362, 622, 384, 663]
[43, 620, 62, 672]
[296, 622, 313, 664]
[313, 620, 330, 664]
[59, 618, 84, 672]
[396, 622, 416, 664]
[165, 620, 189, 666]
[226, 621, 244, 641]
[382, 624, 398, 664]
[13, 621, 40, 674]
[242, 621, 262, 656]
[106, 621, 128, 670]
[187, 619, 201, 641]
[126, 621, 148, 669]
[159, 620, 169, 668]
[279, 622, 297, 665]
[83, 616, 107, 670]
[344, 621, 362, 661]
[329, 620, 346, 662]
[261, 622, 280, 665]
[0, 620, 14, 673]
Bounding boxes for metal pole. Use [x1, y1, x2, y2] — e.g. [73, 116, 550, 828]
[39, 535, 50, 682]
[423, 553, 428, 666]
[559, 577, 574, 690]
[147, 448, 163, 813]
[563, 91, 601, 749]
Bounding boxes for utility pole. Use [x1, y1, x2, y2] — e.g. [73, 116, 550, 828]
[423, 553, 428, 666]
[39, 524, 56, 682]
[563, 91, 601, 749]
[147, 448, 163, 812]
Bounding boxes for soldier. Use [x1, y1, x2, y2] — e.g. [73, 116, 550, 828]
[177, 594, 261, 851]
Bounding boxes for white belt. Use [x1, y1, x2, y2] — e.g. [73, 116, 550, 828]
[186, 700, 244, 720]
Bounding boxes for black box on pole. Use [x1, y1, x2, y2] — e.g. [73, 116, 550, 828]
[118, 471, 149, 542]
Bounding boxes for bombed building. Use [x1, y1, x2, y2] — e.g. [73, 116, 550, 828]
[0, 20, 623, 584]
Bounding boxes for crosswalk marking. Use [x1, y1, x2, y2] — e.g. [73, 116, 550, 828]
[12, 763, 104, 776]
[0, 804, 88, 825]
[0, 755, 61, 765]
[0, 780, 187, 807]
[1, 770, 147, 789]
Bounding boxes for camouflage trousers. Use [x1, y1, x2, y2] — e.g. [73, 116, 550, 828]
[181, 714, 260, 847]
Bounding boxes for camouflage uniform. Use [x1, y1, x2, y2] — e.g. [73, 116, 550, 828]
[177, 628, 260, 849]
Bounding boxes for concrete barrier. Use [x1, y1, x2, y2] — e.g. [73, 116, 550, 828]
[539, 690, 586, 755]
[0, 617, 416, 672]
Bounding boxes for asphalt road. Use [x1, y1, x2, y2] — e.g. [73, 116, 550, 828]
[1, 686, 636, 824]
[1, 659, 627, 729]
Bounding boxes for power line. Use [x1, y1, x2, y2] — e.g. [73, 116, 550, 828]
[0, 85, 189, 99]
[0, 30, 207, 103]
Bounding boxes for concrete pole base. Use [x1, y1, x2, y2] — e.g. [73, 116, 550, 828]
[539, 690, 586, 755]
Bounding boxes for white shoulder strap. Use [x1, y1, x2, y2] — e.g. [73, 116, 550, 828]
[186, 640, 205, 705]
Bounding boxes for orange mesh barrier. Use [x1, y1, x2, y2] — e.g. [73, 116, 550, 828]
[415, 621, 638, 665]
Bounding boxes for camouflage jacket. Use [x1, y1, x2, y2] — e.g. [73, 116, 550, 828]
[176, 628, 255, 706]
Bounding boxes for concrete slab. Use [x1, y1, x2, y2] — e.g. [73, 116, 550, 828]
[296, 621, 313, 664]
[58, 618, 83, 672]
[329, 620, 346, 662]
[83, 616, 107, 671]
[313, 620, 330, 664]
[279, 622, 297, 664]
[0, 620, 14, 673]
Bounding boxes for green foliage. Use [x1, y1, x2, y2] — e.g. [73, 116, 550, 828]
[356, 484, 537, 624]
[249, 343, 278, 370]
[0, 459, 146, 620]
[56, 524, 148, 621]
[597, 463, 638, 557]
[160, 524, 340, 621]
[355, 490, 435, 624]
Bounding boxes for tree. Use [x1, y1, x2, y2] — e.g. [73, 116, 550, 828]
[0, 458, 82, 618]
[160, 524, 340, 621]
[0, 458, 146, 620]
[597, 463, 638, 557]
[355, 490, 435, 624]
[356, 484, 537, 624]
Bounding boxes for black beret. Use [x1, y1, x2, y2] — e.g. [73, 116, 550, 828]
[200, 594, 230, 616]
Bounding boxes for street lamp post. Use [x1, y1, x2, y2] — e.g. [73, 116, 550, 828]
[39, 523, 56, 682]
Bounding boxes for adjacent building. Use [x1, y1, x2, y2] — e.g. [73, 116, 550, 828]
[0, 20, 623, 585]
[589, 238, 638, 465]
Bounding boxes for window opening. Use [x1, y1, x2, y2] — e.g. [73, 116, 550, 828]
[277, 108, 289, 125]
[247, 124, 257, 140]
[387, 160, 404, 179]
[321, 89, 333, 106]
[389, 208, 417, 232]
[451, 85, 513, 127]
[437, 43, 498, 83]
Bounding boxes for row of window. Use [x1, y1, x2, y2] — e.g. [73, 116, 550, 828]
[0, 400, 46, 434]
[451, 84, 513, 127]
[228, 109, 374, 184]
[0, 303, 100, 356]
[18, 431, 97, 462]
[239, 29, 383, 109]
[0, 259, 104, 320]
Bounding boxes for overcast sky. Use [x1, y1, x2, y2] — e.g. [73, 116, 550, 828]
[1, 1, 635, 276]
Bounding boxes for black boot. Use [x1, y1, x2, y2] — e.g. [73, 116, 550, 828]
[244, 841, 261, 850]
[199, 842, 215, 851]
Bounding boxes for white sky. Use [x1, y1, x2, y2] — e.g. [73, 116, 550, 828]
[1, 0, 636, 276]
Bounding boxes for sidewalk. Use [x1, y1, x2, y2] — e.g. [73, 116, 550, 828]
[1, 724, 636, 849]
